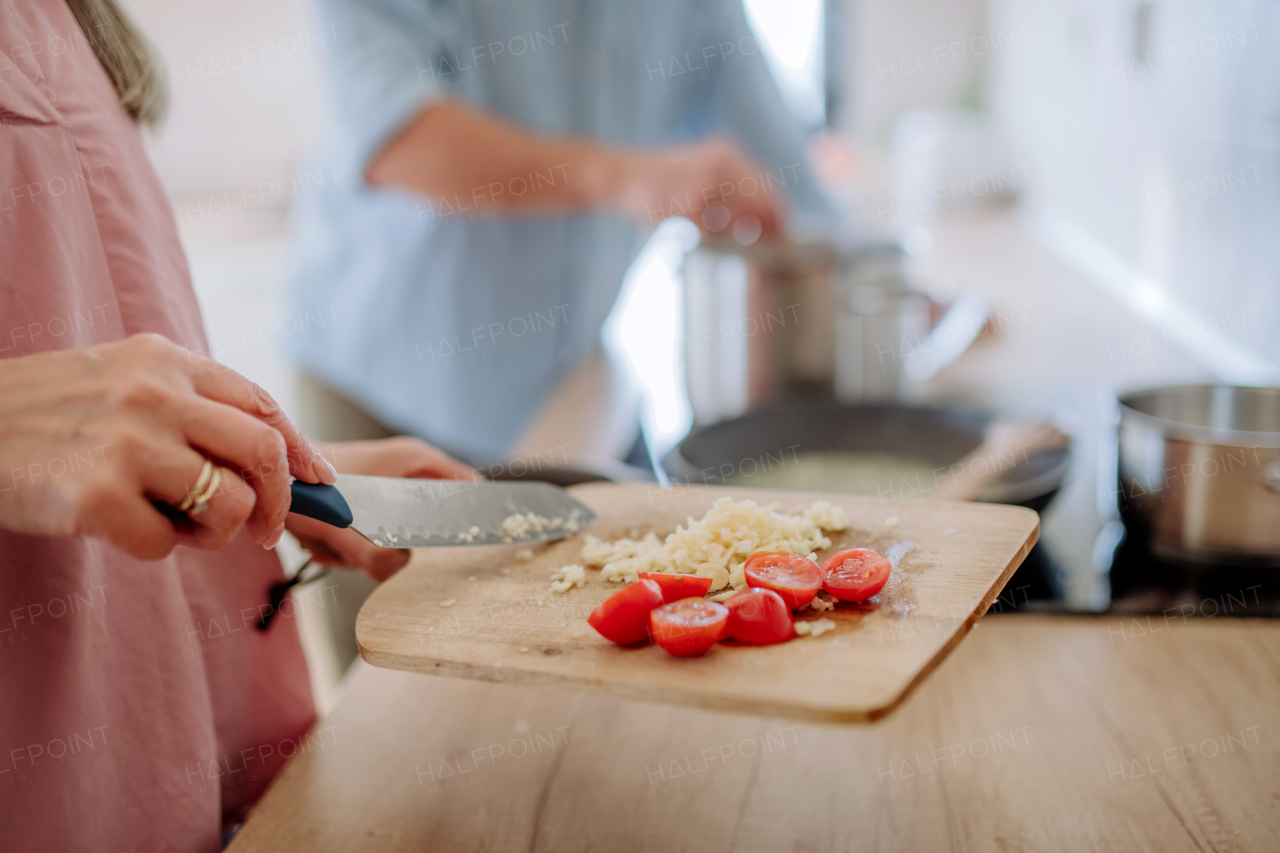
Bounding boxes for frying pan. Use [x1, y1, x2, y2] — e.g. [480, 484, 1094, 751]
[663, 401, 1070, 513]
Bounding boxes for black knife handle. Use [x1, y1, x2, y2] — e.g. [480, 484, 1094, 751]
[289, 481, 353, 528]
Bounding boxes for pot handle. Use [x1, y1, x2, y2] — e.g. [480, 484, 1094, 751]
[904, 293, 991, 381]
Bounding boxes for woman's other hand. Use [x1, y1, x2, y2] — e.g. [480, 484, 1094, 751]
[285, 436, 479, 582]
[0, 333, 336, 559]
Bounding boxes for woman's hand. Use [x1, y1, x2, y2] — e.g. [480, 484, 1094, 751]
[285, 436, 478, 581]
[0, 333, 336, 559]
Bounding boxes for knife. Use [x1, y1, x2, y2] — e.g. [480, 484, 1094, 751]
[287, 474, 596, 547]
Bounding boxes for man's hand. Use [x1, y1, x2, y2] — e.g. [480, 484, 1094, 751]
[285, 436, 477, 581]
[368, 100, 784, 241]
[609, 136, 785, 241]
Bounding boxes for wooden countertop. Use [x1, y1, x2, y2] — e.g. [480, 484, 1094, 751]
[228, 614, 1280, 852]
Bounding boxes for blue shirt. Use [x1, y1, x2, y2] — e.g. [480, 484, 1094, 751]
[287, 0, 833, 462]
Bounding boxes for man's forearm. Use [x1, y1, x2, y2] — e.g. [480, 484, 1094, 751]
[366, 99, 627, 214]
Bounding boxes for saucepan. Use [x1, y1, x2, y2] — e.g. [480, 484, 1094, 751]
[1117, 384, 1280, 566]
[681, 239, 990, 426]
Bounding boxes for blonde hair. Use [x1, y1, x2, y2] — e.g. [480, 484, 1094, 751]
[65, 0, 168, 127]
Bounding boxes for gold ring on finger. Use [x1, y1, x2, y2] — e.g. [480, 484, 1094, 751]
[188, 466, 222, 516]
[177, 460, 214, 513]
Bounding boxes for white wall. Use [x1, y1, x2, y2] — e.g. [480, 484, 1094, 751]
[127, 0, 325, 214]
[834, 0, 1278, 377]
[987, 0, 1280, 374]
[840, 0, 990, 143]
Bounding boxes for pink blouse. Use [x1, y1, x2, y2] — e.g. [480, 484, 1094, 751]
[0, 3, 315, 850]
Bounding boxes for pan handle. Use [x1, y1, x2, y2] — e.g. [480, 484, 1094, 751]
[904, 293, 991, 381]
[289, 481, 353, 528]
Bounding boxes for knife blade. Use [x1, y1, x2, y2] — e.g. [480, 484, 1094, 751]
[289, 475, 596, 548]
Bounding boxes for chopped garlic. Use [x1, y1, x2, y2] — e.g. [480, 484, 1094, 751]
[581, 531, 660, 566]
[700, 564, 730, 591]
[438, 599, 457, 608]
[502, 509, 584, 541]
[794, 618, 836, 638]
[808, 593, 836, 612]
[456, 526, 481, 543]
[516, 548, 534, 562]
[502, 511, 549, 539]
[549, 564, 586, 594]
[581, 498, 846, 593]
[804, 501, 851, 532]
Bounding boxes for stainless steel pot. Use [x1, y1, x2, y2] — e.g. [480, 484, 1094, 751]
[1117, 385, 1280, 566]
[681, 240, 840, 425]
[681, 239, 987, 426]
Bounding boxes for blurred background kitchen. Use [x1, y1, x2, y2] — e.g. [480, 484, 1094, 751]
[128, 0, 1279, 705]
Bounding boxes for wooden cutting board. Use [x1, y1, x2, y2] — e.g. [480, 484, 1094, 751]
[355, 484, 1038, 723]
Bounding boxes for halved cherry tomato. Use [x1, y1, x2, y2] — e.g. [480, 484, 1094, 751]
[587, 579, 664, 644]
[649, 598, 729, 657]
[638, 571, 714, 603]
[743, 552, 822, 610]
[724, 588, 794, 645]
[821, 548, 891, 602]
